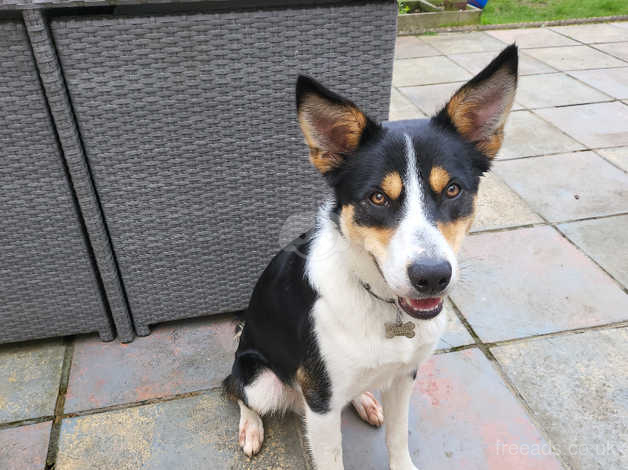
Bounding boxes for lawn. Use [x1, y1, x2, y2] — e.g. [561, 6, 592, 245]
[481, 0, 628, 25]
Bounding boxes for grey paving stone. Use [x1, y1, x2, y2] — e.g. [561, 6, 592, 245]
[389, 88, 427, 121]
[65, 315, 237, 413]
[492, 328, 628, 470]
[570, 67, 628, 99]
[342, 349, 565, 470]
[613, 22, 628, 30]
[402, 82, 523, 116]
[395, 36, 441, 59]
[526, 46, 626, 71]
[487, 28, 579, 48]
[421, 31, 510, 54]
[596, 146, 628, 171]
[448, 50, 556, 75]
[0, 339, 65, 424]
[0, 421, 52, 470]
[471, 171, 543, 232]
[450, 226, 628, 342]
[438, 298, 474, 350]
[498, 110, 585, 159]
[558, 215, 628, 288]
[550, 23, 628, 44]
[56, 392, 307, 470]
[595, 42, 628, 61]
[493, 151, 628, 221]
[516, 73, 611, 109]
[536, 102, 628, 148]
[392, 56, 471, 87]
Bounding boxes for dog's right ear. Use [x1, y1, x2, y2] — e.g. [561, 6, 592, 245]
[296, 76, 375, 174]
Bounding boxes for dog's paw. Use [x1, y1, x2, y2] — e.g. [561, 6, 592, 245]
[238, 408, 264, 457]
[352, 391, 384, 427]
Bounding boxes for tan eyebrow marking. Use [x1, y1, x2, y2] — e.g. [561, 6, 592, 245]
[381, 171, 403, 200]
[429, 166, 451, 194]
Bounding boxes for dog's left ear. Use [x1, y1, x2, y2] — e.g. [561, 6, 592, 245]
[434, 44, 518, 158]
[296, 76, 376, 174]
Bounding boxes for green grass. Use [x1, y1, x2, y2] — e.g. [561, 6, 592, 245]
[481, 0, 628, 25]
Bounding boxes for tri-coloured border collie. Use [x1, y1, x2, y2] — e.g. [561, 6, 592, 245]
[224, 44, 518, 469]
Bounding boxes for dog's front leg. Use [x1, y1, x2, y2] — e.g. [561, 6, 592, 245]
[382, 373, 418, 470]
[305, 406, 344, 470]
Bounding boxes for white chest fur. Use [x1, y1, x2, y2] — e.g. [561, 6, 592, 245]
[305, 206, 447, 409]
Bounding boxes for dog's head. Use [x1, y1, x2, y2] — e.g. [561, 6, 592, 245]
[297, 45, 518, 319]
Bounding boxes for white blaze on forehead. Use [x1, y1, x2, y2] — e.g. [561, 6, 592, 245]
[380, 133, 457, 297]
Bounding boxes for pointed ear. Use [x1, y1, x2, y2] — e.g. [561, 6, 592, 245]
[296, 76, 375, 174]
[434, 44, 518, 158]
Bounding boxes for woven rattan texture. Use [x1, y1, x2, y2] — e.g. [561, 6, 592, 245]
[51, 2, 396, 332]
[0, 20, 112, 343]
[23, 9, 135, 342]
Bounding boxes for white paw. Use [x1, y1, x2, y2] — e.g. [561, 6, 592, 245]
[238, 406, 264, 457]
[352, 391, 384, 427]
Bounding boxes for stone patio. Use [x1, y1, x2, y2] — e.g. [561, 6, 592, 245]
[1, 23, 627, 470]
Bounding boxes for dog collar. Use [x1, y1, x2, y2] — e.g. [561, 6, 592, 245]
[360, 282, 416, 339]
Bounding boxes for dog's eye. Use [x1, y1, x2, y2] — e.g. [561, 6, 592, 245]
[445, 183, 461, 199]
[369, 191, 388, 206]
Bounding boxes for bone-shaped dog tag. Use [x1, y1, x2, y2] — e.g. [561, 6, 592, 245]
[385, 321, 416, 339]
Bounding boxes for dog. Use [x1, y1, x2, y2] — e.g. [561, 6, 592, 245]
[224, 44, 518, 470]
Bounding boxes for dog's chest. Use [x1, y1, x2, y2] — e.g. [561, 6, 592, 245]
[311, 294, 446, 403]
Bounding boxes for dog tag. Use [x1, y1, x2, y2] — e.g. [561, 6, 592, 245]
[385, 321, 416, 339]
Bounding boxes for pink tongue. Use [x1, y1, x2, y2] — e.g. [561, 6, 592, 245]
[408, 298, 441, 310]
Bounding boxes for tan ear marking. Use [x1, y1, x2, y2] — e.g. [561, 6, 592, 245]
[429, 166, 451, 194]
[381, 172, 403, 200]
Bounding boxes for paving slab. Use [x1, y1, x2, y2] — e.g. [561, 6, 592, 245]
[448, 50, 556, 76]
[395, 36, 441, 59]
[487, 28, 579, 49]
[596, 146, 628, 171]
[535, 102, 628, 148]
[392, 56, 471, 87]
[492, 328, 628, 470]
[526, 46, 626, 71]
[0, 421, 52, 470]
[595, 42, 628, 61]
[421, 31, 510, 55]
[471, 171, 542, 232]
[613, 22, 628, 30]
[438, 298, 474, 350]
[65, 315, 237, 413]
[516, 73, 611, 109]
[56, 392, 307, 470]
[569, 67, 628, 100]
[450, 226, 628, 342]
[493, 152, 628, 221]
[389, 88, 426, 121]
[558, 215, 628, 288]
[498, 110, 584, 159]
[342, 349, 565, 470]
[402, 82, 523, 116]
[550, 23, 628, 44]
[0, 340, 65, 424]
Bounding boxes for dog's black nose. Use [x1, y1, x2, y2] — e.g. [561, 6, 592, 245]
[407, 259, 452, 295]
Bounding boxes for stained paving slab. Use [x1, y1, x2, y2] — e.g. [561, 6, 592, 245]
[65, 315, 237, 413]
[0, 421, 52, 470]
[0, 339, 65, 423]
[492, 328, 628, 470]
[55, 391, 307, 470]
[342, 349, 565, 470]
[450, 226, 628, 342]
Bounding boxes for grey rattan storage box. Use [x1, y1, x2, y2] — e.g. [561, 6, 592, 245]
[50, 1, 397, 335]
[0, 20, 114, 344]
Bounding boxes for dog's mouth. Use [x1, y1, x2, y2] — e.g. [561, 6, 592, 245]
[398, 297, 443, 320]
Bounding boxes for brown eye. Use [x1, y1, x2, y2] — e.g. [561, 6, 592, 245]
[370, 191, 388, 206]
[445, 183, 461, 199]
